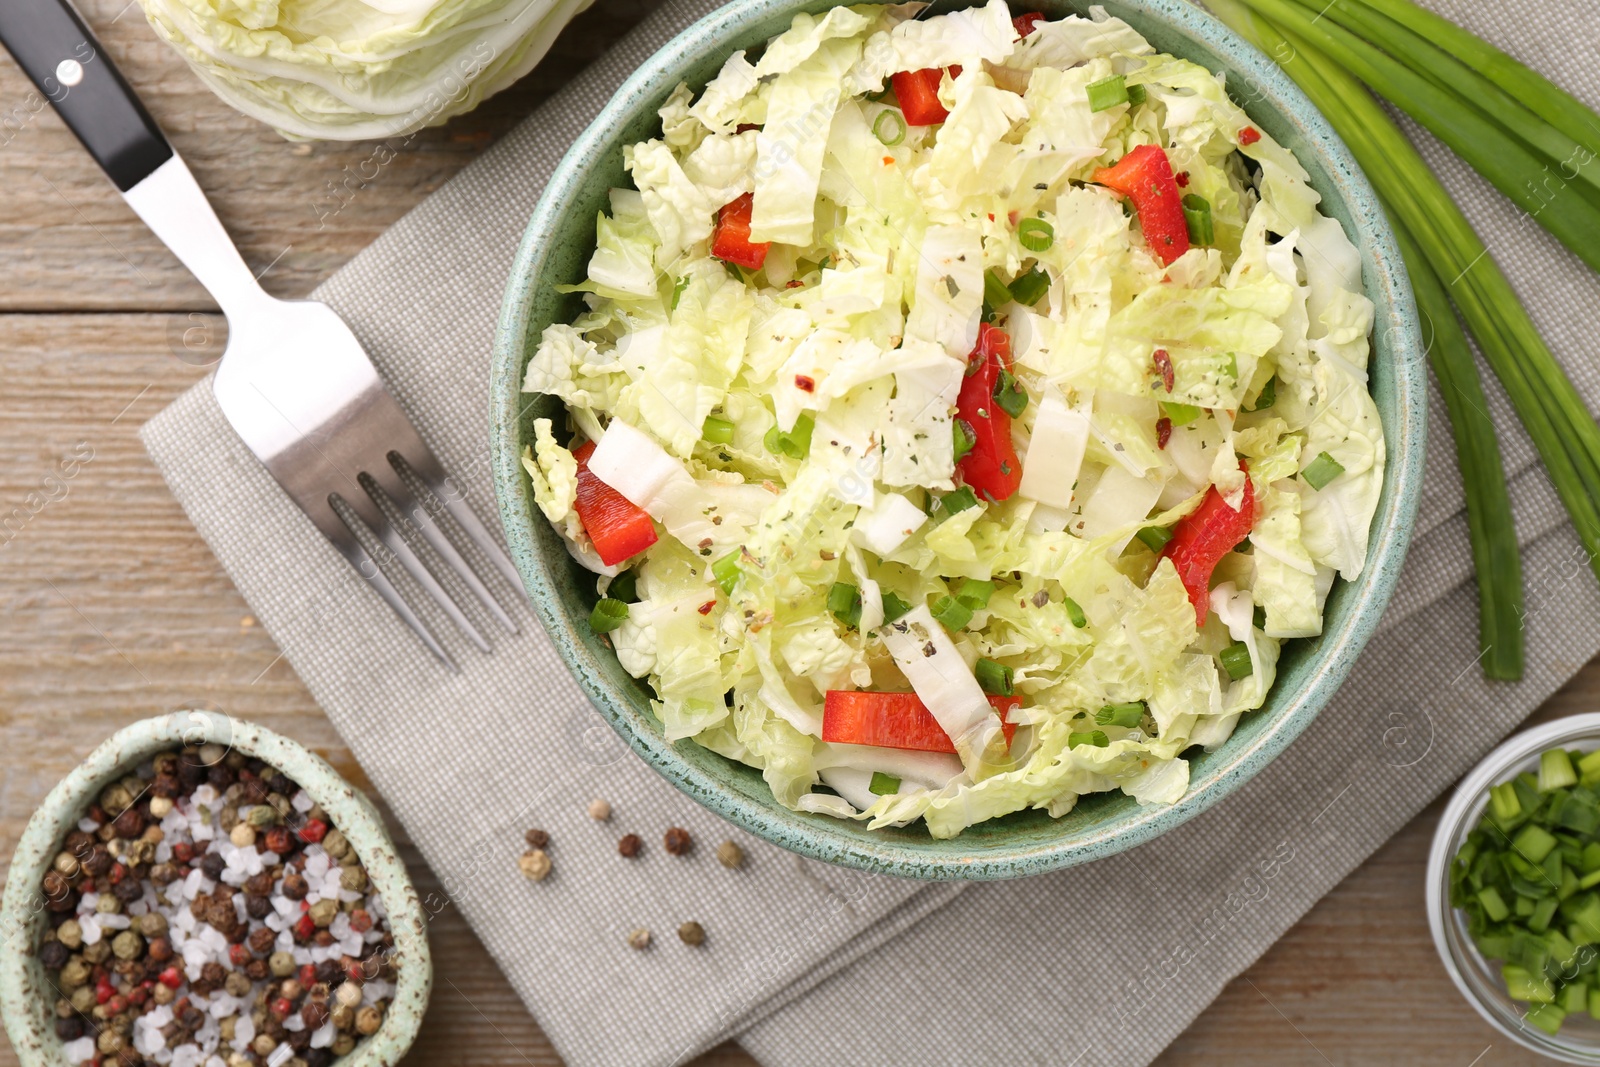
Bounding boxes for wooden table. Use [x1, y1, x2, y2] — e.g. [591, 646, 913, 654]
[0, 2, 1594, 1063]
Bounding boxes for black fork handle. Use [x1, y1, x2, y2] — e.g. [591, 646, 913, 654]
[0, 0, 171, 190]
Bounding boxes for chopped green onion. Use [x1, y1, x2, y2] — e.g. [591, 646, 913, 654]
[1062, 596, 1087, 628]
[712, 551, 742, 595]
[589, 598, 630, 634]
[1247, 374, 1277, 411]
[1085, 74, 1129, 112]
[1136, 525, 1174, 552]
[1542, 749, 1579, 792]
[1007, 265, 1050, 307]
[1125, 82, 1147, 105]
[993, 367, 1029, 418]
[1181, 193, 1214, 245]
[938, 487, 979, 515]
[952, 418, 977, 463]
[975, 658, 1014, 696]
[828, 582, 863, 629]
[1579, 750, 1600, 787]
[1302, 451, 1346, 490]
[1501, 964, 1553, 1005]
[1513, 824, 1558, 864]
[702, 415, 735, 444]
[956, 579, 995, 610]
[1095, 702, 1145, 729]
[983, 269, 1014, 311]
[872, 108, 907, 146]
[764, 413, 814, 460]
[880, 592, 912, 624]
[607, 569, 638, 604]
[1478, 886, 1510, 923]
[1253, 606, 1267, 630]
[1488, 781, 1522, 823]
[1160, 401, 1202, 425]
[868, 771, 902, 795]
[671, 275, 689, 311]
[1018, 217, 1055, 252]
[930, 595, 975, 631]
[1068, 729, 1110, 749]
[1526, 1003, 1567, 1034]
[1219, 642, 1254, 680]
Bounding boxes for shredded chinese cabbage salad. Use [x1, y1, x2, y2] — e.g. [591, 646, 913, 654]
[520, 1, 1385, 838]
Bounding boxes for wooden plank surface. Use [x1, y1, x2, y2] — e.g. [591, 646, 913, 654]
[0, 1, 1595, 1065]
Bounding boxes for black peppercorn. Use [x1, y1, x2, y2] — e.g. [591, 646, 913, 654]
[617, 834, 642, 858]
[54, 1015, 83, 1041]
[199, 853, 225, 882]
[82, 846, 112, 877]
[206, 763, 235, 790]
[111, 807, 145, 839]
[39, 940, 69, 970]
[305, 1050, 333, 1067]
[245, 894, 272, 920]
[663, 827, 693, 856]
[113, 877, 143, 903]
[281, 872, 309, 900]
[267, 773, 294, 796]
[524, 828, 550, 849]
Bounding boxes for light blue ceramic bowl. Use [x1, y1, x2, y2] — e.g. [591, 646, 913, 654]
[491, 0, 1427, 879]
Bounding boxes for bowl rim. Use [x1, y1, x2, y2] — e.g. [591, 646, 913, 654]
[0, 710, 432, 1067]
[1426, 712, 1600, 1064]
[491, 0, 1428, 879]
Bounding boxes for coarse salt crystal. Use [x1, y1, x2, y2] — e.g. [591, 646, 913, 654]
[272, 896, 296, 918]
[306, 853, 329, 881]
[282, 1013, 306, 1033]
[309, 1021, 336, 1049]
[338, 889, 362, 903]
[80, 892, 99, 912]
[80, 916, 102, 946]
[62, 1037, 95, 1062]
[171, 1045, 202, 1067]
[200, 925, 227, 952]
[291, 791, 313, 813]
[181, 869, 208, 900]
[267, 1044, 294, 1067]
[232, 1013, 255, 1051]
[340, 932, 364, 956]
[368, 892, 388, 920]
[276, 928, 294, 952]
[76, 818, 99, 834]
[291, 946, 313, 966]
[98, 913, 131, 930]
[192, 785, 217, 807]
[329, 913, 351, 939]
[264, 913, 285, 933]
[192, 821, 215, 842]
[207, 993, 238, 1018]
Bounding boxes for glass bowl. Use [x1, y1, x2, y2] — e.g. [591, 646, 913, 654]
[1428, 713, 1600, 1063]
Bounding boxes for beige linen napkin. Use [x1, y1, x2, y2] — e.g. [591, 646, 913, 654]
[141, 0, 1600, 1064]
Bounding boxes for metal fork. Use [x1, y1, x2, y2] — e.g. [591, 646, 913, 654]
[0, 0, 521, 668]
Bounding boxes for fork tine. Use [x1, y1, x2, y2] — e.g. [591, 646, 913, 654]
[321, 496, 458, 671]
[354, 475, 493, 654]
[400, 448, 524, 591]
[369, 456, 519, 636]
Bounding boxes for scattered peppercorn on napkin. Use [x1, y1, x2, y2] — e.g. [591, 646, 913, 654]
[142, 2, 1600, 1066]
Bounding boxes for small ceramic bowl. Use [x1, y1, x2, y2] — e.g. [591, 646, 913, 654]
[0, 710, 431, 1067]
[1428, 714, 1600, 1064]
[491, 0, 1428, 879]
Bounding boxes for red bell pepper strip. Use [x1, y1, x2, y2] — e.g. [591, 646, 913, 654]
[955, 322, 1024, 502]
[572, 441, 659, 567]
[891, 66, 961, 126]
[1013, 11, 1047, 37]
[822, 691, 1021, 754]
[1091, 144, 1191, 266]
[711, 192, 770, 270]
[1162, 465, 1256, 627]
